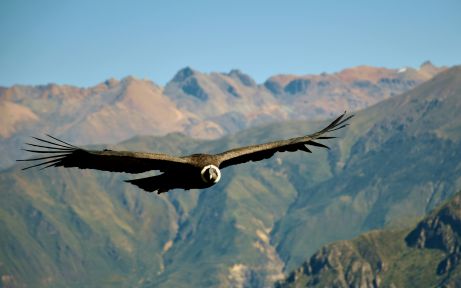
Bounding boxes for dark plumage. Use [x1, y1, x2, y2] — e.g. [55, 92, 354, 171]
[19, 112, 353, 194]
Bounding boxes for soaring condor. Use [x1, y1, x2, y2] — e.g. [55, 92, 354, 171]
[19, 112, 352, 194]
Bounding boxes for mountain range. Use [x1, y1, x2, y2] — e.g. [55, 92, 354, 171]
[0, 61, 444, 170]
[1, 64, 460, 287]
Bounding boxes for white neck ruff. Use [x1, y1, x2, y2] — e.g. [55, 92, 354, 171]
[200, 165, 221, 183]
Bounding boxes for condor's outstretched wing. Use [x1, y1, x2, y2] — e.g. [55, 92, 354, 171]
[217, 112, 353, 168]
[18, 135, 191, 173]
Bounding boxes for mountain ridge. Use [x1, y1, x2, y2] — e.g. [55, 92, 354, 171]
[0, 62, 446, 170]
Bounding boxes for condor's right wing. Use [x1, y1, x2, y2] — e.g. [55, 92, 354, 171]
[18, 135, 191, 174]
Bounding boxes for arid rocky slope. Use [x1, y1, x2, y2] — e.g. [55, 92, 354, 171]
[277, 191, 461, 288]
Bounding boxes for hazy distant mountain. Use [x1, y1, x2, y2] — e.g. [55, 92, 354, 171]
[1, 65, 459, 288]
[264, 61, 440, 117]
[277, 190, 461, 288]
[164, 62, 444, 133]
[0, 77, 194, 170]
[0, 62, 445, 170]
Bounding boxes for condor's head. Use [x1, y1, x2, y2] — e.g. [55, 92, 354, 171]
[200, 165, 221, 184]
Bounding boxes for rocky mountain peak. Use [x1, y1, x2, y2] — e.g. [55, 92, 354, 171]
[171, 66, 196, 83]
[120, 75, 137, 85]
[405, 191, 461, 274]
[421, 60, 435, 69]
[406, 193, 461, 251]
[103, 78, 119, 88]
[227, 69, 256, 86]
[419, 60, 443, 76]
[284, 79, 311, 95]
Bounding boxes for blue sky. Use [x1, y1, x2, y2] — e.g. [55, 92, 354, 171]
[1, 0, 460, 87]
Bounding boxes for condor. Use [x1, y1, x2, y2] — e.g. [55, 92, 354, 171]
[19, 112, 352, 194]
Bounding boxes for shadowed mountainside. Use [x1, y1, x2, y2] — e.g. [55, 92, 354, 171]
[273, 65, 461, 271]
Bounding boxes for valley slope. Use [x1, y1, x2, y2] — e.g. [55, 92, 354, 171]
[273, 65, 461, 271]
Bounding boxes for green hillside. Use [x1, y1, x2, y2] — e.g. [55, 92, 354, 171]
[0, 125, 329, 287]
[1, 66, 461, 287]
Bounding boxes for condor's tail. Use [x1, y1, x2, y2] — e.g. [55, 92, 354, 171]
[125, 174, 173, 194]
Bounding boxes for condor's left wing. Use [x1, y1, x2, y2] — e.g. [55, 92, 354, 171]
[216, 112, 353, 169]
